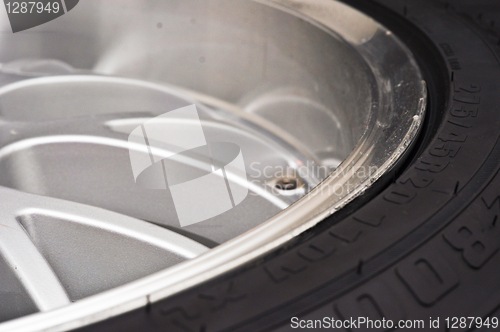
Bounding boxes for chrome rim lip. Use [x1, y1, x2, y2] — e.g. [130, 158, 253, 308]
[0, 0, 427, 331]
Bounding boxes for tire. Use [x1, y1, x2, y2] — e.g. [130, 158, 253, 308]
[77, 0, 500, 330]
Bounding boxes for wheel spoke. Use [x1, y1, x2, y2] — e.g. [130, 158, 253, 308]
[0, 208, 70, 311]
[0, 186, 209, 311]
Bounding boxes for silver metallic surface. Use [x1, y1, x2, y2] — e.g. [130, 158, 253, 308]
[0, 0, 426, 330]
[0, 187, 208, 313]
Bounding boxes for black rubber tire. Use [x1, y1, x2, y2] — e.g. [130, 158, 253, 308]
[77, 0, 500, 331]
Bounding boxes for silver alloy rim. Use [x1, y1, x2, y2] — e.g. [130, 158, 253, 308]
[0, 0, 426, 330]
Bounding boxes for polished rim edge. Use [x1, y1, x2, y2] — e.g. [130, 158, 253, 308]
[0, 1, 427, 331]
